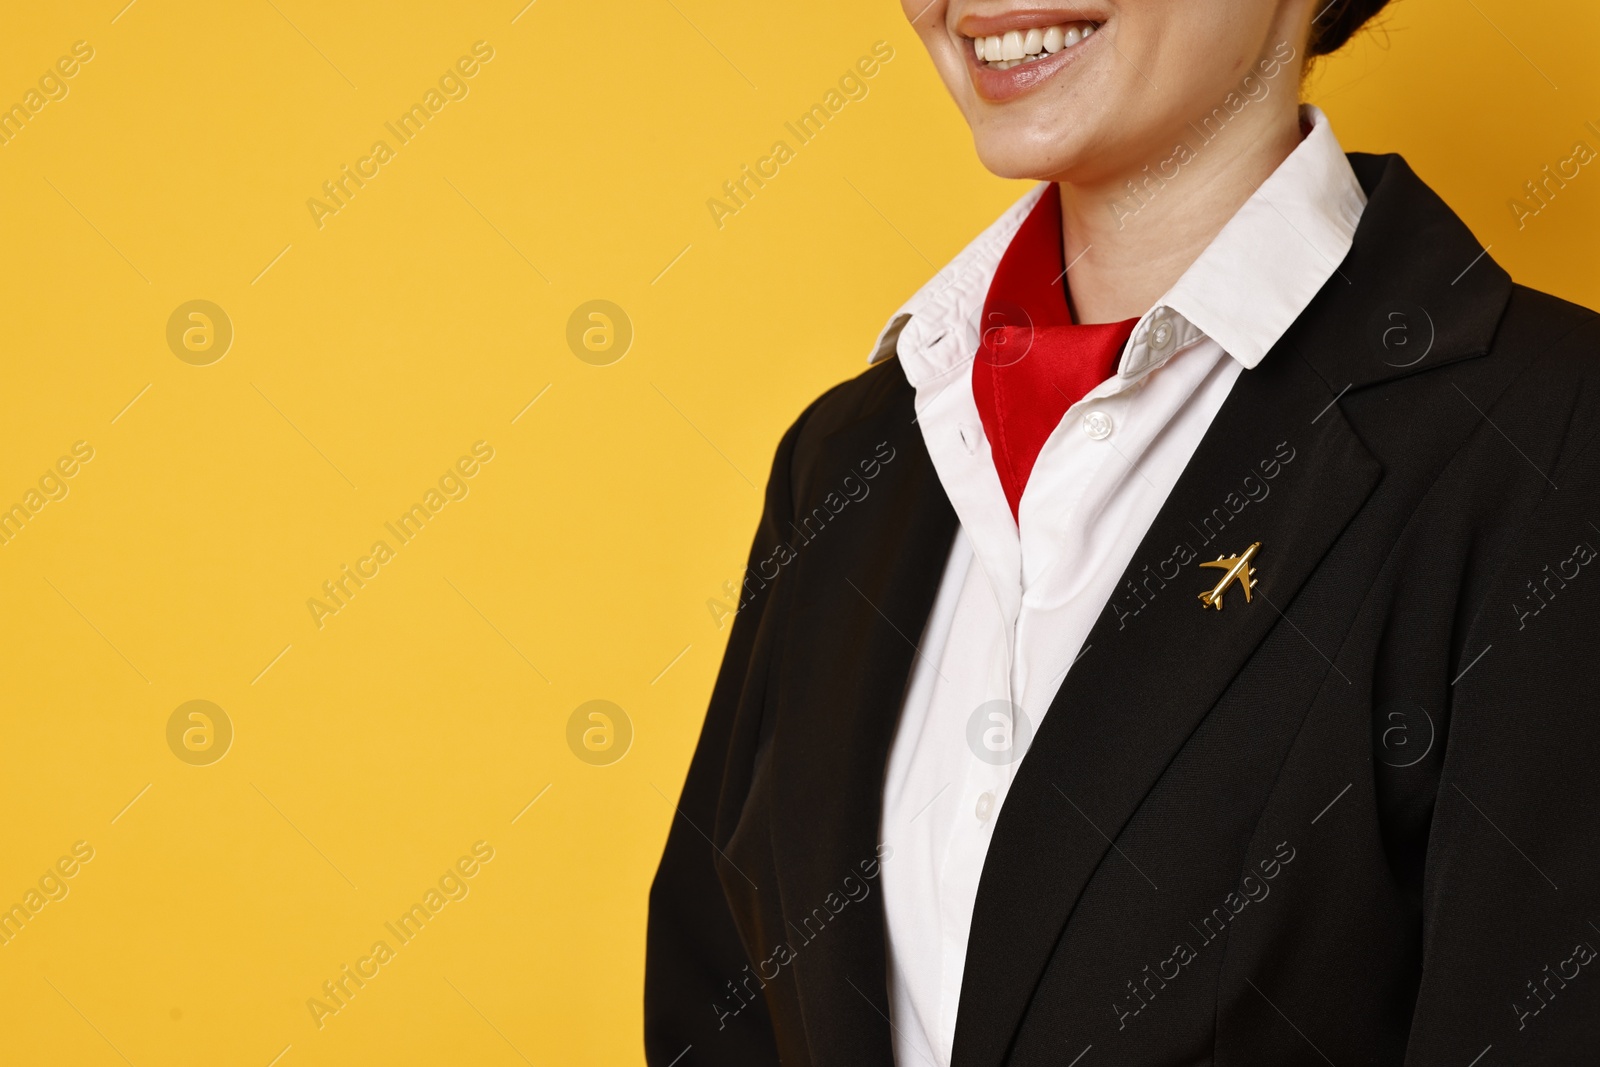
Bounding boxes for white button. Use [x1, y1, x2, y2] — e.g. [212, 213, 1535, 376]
[975, 791, 995, 821]
[1146, 309, 1178, 355]
[1082, 410, 1113, 440]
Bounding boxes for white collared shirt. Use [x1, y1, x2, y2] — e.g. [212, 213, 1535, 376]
[873, 105, 1367, 1067]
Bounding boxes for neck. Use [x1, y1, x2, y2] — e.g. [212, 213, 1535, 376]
[1057, 98, 1306, 325]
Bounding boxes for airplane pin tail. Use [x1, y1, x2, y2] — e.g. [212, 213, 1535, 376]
[1194, 542, 1261, 611]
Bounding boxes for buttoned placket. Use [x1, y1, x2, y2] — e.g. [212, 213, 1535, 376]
[914, 306, 1197, 1049]
[999, 308, 1197, 749]
[903, 303, 1199, 754]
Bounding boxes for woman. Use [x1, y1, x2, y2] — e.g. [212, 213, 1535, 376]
[648, 0, 1600, 1063]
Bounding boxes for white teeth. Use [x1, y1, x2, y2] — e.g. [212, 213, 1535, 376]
[972, 21, 1097, 69]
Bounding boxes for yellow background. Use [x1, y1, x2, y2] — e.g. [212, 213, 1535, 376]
[0, 1, 1594, 1064]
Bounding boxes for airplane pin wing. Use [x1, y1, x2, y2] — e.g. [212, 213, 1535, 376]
[1196, 542, 1261, 611]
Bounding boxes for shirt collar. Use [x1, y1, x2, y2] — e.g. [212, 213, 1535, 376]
[866, 183, 1048, 387]
[868, 105, 1366, 384]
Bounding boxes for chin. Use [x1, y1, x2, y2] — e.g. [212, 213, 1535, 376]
[960, 119, 1075, 181]
[969, 119, 1129, 186]
[972, 137, 1074, 182]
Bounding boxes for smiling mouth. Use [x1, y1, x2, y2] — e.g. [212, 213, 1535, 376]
[966, 21, 1100, 70]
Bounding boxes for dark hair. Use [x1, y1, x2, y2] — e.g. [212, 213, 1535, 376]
[1307, 0, 1393, 57]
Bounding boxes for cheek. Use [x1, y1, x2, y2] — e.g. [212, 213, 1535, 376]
[915, 44, 970, 112]
[902, 0, 957, 69]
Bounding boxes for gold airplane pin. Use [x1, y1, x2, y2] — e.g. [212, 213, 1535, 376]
[1197, 542, 1261, 611]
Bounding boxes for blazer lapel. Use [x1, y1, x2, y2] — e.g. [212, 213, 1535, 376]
[950, 150, 1513, 1067]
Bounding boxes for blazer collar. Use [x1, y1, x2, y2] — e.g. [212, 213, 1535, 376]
[1292, 151, 1513, 391]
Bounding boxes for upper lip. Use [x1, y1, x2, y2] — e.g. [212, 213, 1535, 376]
[953, 6, 1105, 37]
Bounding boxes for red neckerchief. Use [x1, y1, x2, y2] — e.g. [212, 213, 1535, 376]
[972, 184, 1138, 521]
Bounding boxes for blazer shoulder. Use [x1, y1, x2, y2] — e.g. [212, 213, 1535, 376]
[1497, 283, 1600, 354]
[795, 357, 912, 441]
[783, 356, 912, 457]
[1475, 284, 1600, 485]
[763, 357, 917, 519]
[1488, 284, 1600, 399]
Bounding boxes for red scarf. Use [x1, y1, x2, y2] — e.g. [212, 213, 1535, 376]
[972, 184, 1138, 521]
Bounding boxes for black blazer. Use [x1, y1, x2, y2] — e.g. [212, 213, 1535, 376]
[645, 153, 1600, 1066]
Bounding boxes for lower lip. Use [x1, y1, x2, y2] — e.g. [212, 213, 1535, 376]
[964, 28, 1103, 103]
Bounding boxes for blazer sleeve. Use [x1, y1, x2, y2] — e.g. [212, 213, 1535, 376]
[1403, 411, 1600, 1058]
[644, 395, 824, 1065]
